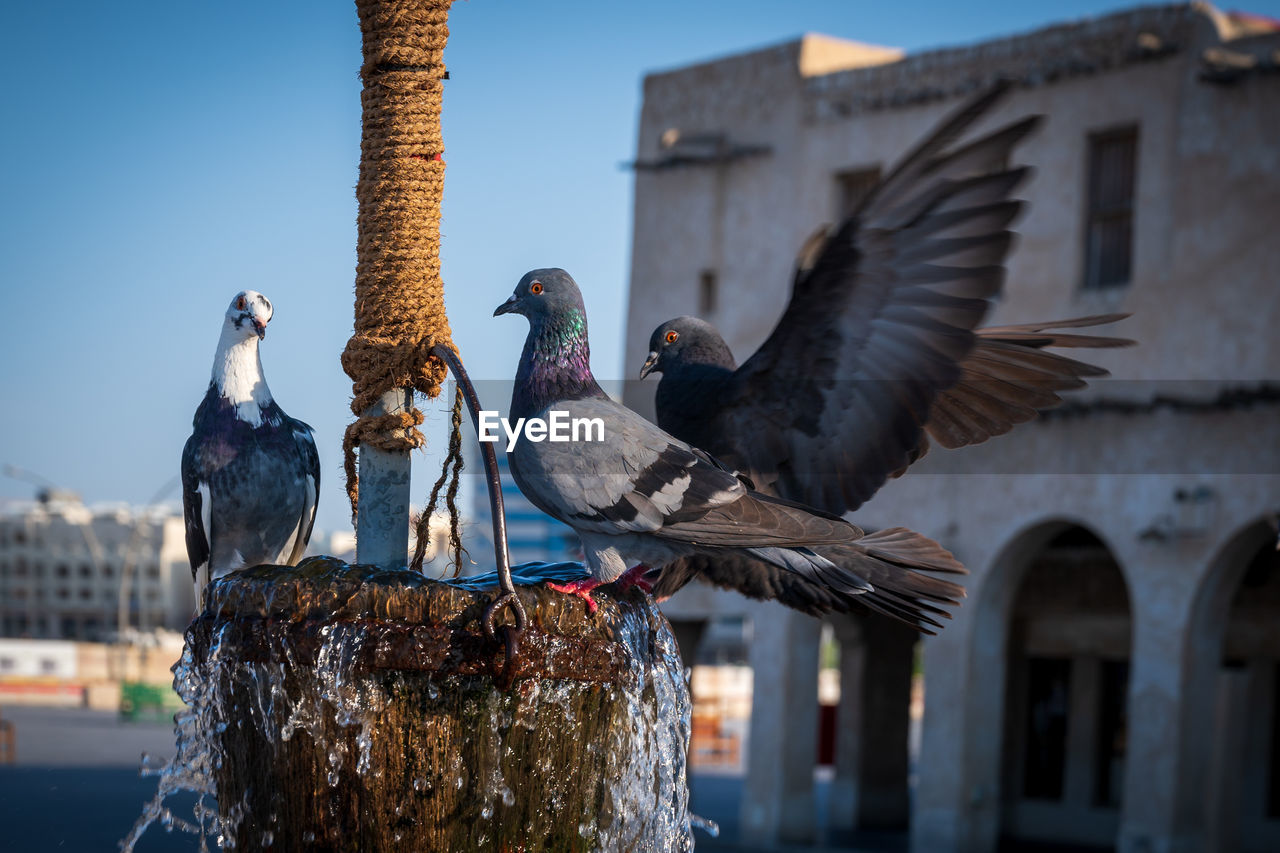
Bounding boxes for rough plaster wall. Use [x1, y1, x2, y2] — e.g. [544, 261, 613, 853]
[625, 8, 1280, 851]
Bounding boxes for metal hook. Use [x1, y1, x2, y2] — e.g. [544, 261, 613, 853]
[430, 346, 528, 663]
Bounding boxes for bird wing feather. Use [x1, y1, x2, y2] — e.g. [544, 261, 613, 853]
[920, 315, 1135, 450]
[509, 397, 745, 535]
[181, 434, 211, 581]
[285, 420, 320, 565]
[508, 397, 861, 549]
[713, 83, 1044, 513]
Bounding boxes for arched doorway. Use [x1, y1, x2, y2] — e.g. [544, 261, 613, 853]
[1183, 520, 1280, 852]
[998, 525, 1133, 851]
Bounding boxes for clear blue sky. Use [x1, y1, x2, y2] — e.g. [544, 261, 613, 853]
[2, 1, 1276, 536]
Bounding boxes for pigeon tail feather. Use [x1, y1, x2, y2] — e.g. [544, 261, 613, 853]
[745, 546, 875, 594]
[654, 526, 966, 633]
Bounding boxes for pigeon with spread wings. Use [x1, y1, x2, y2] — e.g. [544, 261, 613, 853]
[639, 83, 1132, 630]
[492, 267, 951, 617]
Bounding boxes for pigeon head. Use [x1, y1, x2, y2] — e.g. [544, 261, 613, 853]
[492, 268, 584, 323]
[640, 316, 736, 379]
[496, 268, 604, 417]
[224, 290, 273, 341]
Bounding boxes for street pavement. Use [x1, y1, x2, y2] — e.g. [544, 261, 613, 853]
[0, 706, 906, 851]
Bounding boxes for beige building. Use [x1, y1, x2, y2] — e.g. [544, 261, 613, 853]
[0, 498, 194, 640]
[623, 5, 1280, 852]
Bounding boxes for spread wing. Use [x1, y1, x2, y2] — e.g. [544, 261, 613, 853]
[284, 419, 320, 565]
[920, 315, 1134, 452]
[712, 82, 1043, 514]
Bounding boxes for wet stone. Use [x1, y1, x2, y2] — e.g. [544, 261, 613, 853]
[124, 557, 694, 851]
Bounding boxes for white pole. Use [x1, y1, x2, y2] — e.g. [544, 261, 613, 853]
[355, 388, 413, 569]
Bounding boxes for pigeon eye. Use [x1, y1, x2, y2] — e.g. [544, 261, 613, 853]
[530, 282, 543, 295]
[664, 330, 679, 344]
[236, 296, 246, 311]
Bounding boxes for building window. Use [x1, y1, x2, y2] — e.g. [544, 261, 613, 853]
[102, 564, 115, 578]
[79, 564, 91, 578]
[1083, 127, 1138, 289]
[56, 564, 69, 578]
[834, 166, 881, 219]
[698, 270, 718, 315]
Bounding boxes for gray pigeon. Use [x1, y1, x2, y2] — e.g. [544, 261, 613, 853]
[639, 84, 1133, 630]
[494, 268, 905, 614]
[181, 290, 320, 607]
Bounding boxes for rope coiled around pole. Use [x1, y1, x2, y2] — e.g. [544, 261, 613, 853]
[344, 0, 465, 570]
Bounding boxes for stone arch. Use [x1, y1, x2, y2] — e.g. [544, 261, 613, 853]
[964, 517, 1134, 851]
[1176, 517, 1280, 852]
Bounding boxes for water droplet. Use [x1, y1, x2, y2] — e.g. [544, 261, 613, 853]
[690, 813, 720, 838]
[327, 770, 340, 787]
[481, 803, 493, 820]
[413, 777, 428, 792]
[501, 787, 515, 807]
[261, 830, 275, 845]
[302, 831, 316, 843]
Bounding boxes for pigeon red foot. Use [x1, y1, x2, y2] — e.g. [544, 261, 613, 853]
[614, 563, 654, 594]
[546, 577, 604, 614]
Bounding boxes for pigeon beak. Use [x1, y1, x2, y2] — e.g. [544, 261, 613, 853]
[252, 318, 267, 340]
[639, 352, 659, 379]
[493, 295, 520, 317]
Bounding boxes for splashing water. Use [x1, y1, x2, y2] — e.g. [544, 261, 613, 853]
[123, 558, 701, 850]
[120, 637, 229, 851]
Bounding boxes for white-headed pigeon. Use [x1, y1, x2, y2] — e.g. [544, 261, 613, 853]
[181, 291, 320, 607]
[493, 268, 905, 615]
[638, 84, 1133, 630]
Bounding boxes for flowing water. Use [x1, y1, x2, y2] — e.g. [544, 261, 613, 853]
[123, 560, 706, 851]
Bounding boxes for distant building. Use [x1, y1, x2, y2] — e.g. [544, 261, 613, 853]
[624, 5, 1280, 852]
[463, 443, 579, 574]
[0, 498, 194, 640]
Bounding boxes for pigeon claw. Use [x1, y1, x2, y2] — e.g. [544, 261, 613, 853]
[546, 578, 603, 614]
[614, 563, 654, 595]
